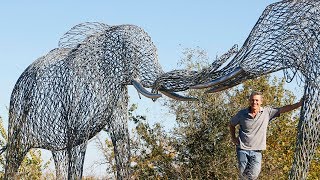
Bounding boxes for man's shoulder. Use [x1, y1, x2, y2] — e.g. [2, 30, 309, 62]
[231, 108, 249, 125]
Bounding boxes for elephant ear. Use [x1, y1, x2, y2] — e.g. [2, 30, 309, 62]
[58, 22, 110, 48]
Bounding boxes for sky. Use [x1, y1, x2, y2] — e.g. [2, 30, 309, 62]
[1, 0, 304, 177]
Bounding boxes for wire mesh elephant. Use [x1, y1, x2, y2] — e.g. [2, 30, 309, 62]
[4, 22, 195, 180]
[153, 1, 320, 179]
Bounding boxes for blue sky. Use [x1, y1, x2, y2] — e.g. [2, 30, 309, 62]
[1, 0, 302, 177]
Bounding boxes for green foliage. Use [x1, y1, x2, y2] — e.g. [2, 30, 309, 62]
[130, 120, 177, 179]
[308, 146, 320, 179]
[97, 104, 178, 179]
[168, 90, 238, 179]
[127, 104, 176, 179]
[15, 149, 45, 180]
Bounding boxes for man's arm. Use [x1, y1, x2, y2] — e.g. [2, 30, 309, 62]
[229, 123, 239, 145]
[279, 99, 303, 114]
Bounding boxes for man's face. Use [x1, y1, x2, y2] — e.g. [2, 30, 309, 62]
[249, 95, 263, 110]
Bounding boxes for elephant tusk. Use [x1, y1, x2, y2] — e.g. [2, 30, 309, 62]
[132, 79, 162, 99]
[159, 90, 198, 101]
[190, 67, 244, 89]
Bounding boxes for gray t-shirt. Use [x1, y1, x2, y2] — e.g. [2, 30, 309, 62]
[230, 106, 280, 150]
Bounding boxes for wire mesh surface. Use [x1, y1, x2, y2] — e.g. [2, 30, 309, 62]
[5, 22, 163, 179]
[152, 1, 320, 179]
[4, 0, 320, 179]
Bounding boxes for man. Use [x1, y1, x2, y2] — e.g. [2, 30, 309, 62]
[229, 91, 303, 179]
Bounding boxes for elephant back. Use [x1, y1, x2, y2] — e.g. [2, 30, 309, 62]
[59, 23, 164, 87]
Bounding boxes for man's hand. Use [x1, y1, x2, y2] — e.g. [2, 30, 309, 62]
[229, 124, 239, 146]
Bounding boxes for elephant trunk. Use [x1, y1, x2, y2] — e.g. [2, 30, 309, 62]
[190, 67, 245, 90]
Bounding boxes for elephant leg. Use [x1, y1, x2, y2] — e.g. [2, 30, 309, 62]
[52, 150, 68, 180]
[108, 89, 130, 179]
[4, 134, 30, 179]
[52, 143, 87, 180]
[289, 83, 320, 180]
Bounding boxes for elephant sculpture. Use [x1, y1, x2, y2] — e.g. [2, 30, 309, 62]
[153, 0, 319, 179]
[4, 22, 195, 179]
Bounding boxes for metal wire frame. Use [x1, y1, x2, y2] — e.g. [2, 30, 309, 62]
[152, 1, 320, 179]
[4, 0, 320, 179]
[5, 23, 163, 179]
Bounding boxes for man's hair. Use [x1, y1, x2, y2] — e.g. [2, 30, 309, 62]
[249, 91, 263, 99]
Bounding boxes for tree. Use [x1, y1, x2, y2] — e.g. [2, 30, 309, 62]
[127, 104, 177, 179]
[130, 119, 178, 179]
[95, 104, 178, 179]
[169, 91, 238, 179]
[162, 47, 238, 179]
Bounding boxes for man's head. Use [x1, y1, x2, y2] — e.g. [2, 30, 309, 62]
[249, 91, 263, 111]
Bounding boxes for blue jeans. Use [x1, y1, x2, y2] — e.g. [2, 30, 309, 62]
[236, 147, 262, 180]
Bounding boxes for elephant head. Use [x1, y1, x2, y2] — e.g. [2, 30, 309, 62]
[153, 1, 320, 179]
[190, 0, 320, 92]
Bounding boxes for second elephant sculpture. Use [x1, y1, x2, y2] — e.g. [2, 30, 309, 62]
[154, 1, 320, 179]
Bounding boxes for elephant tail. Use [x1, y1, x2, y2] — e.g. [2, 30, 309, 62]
[0, 145, 7, 155]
